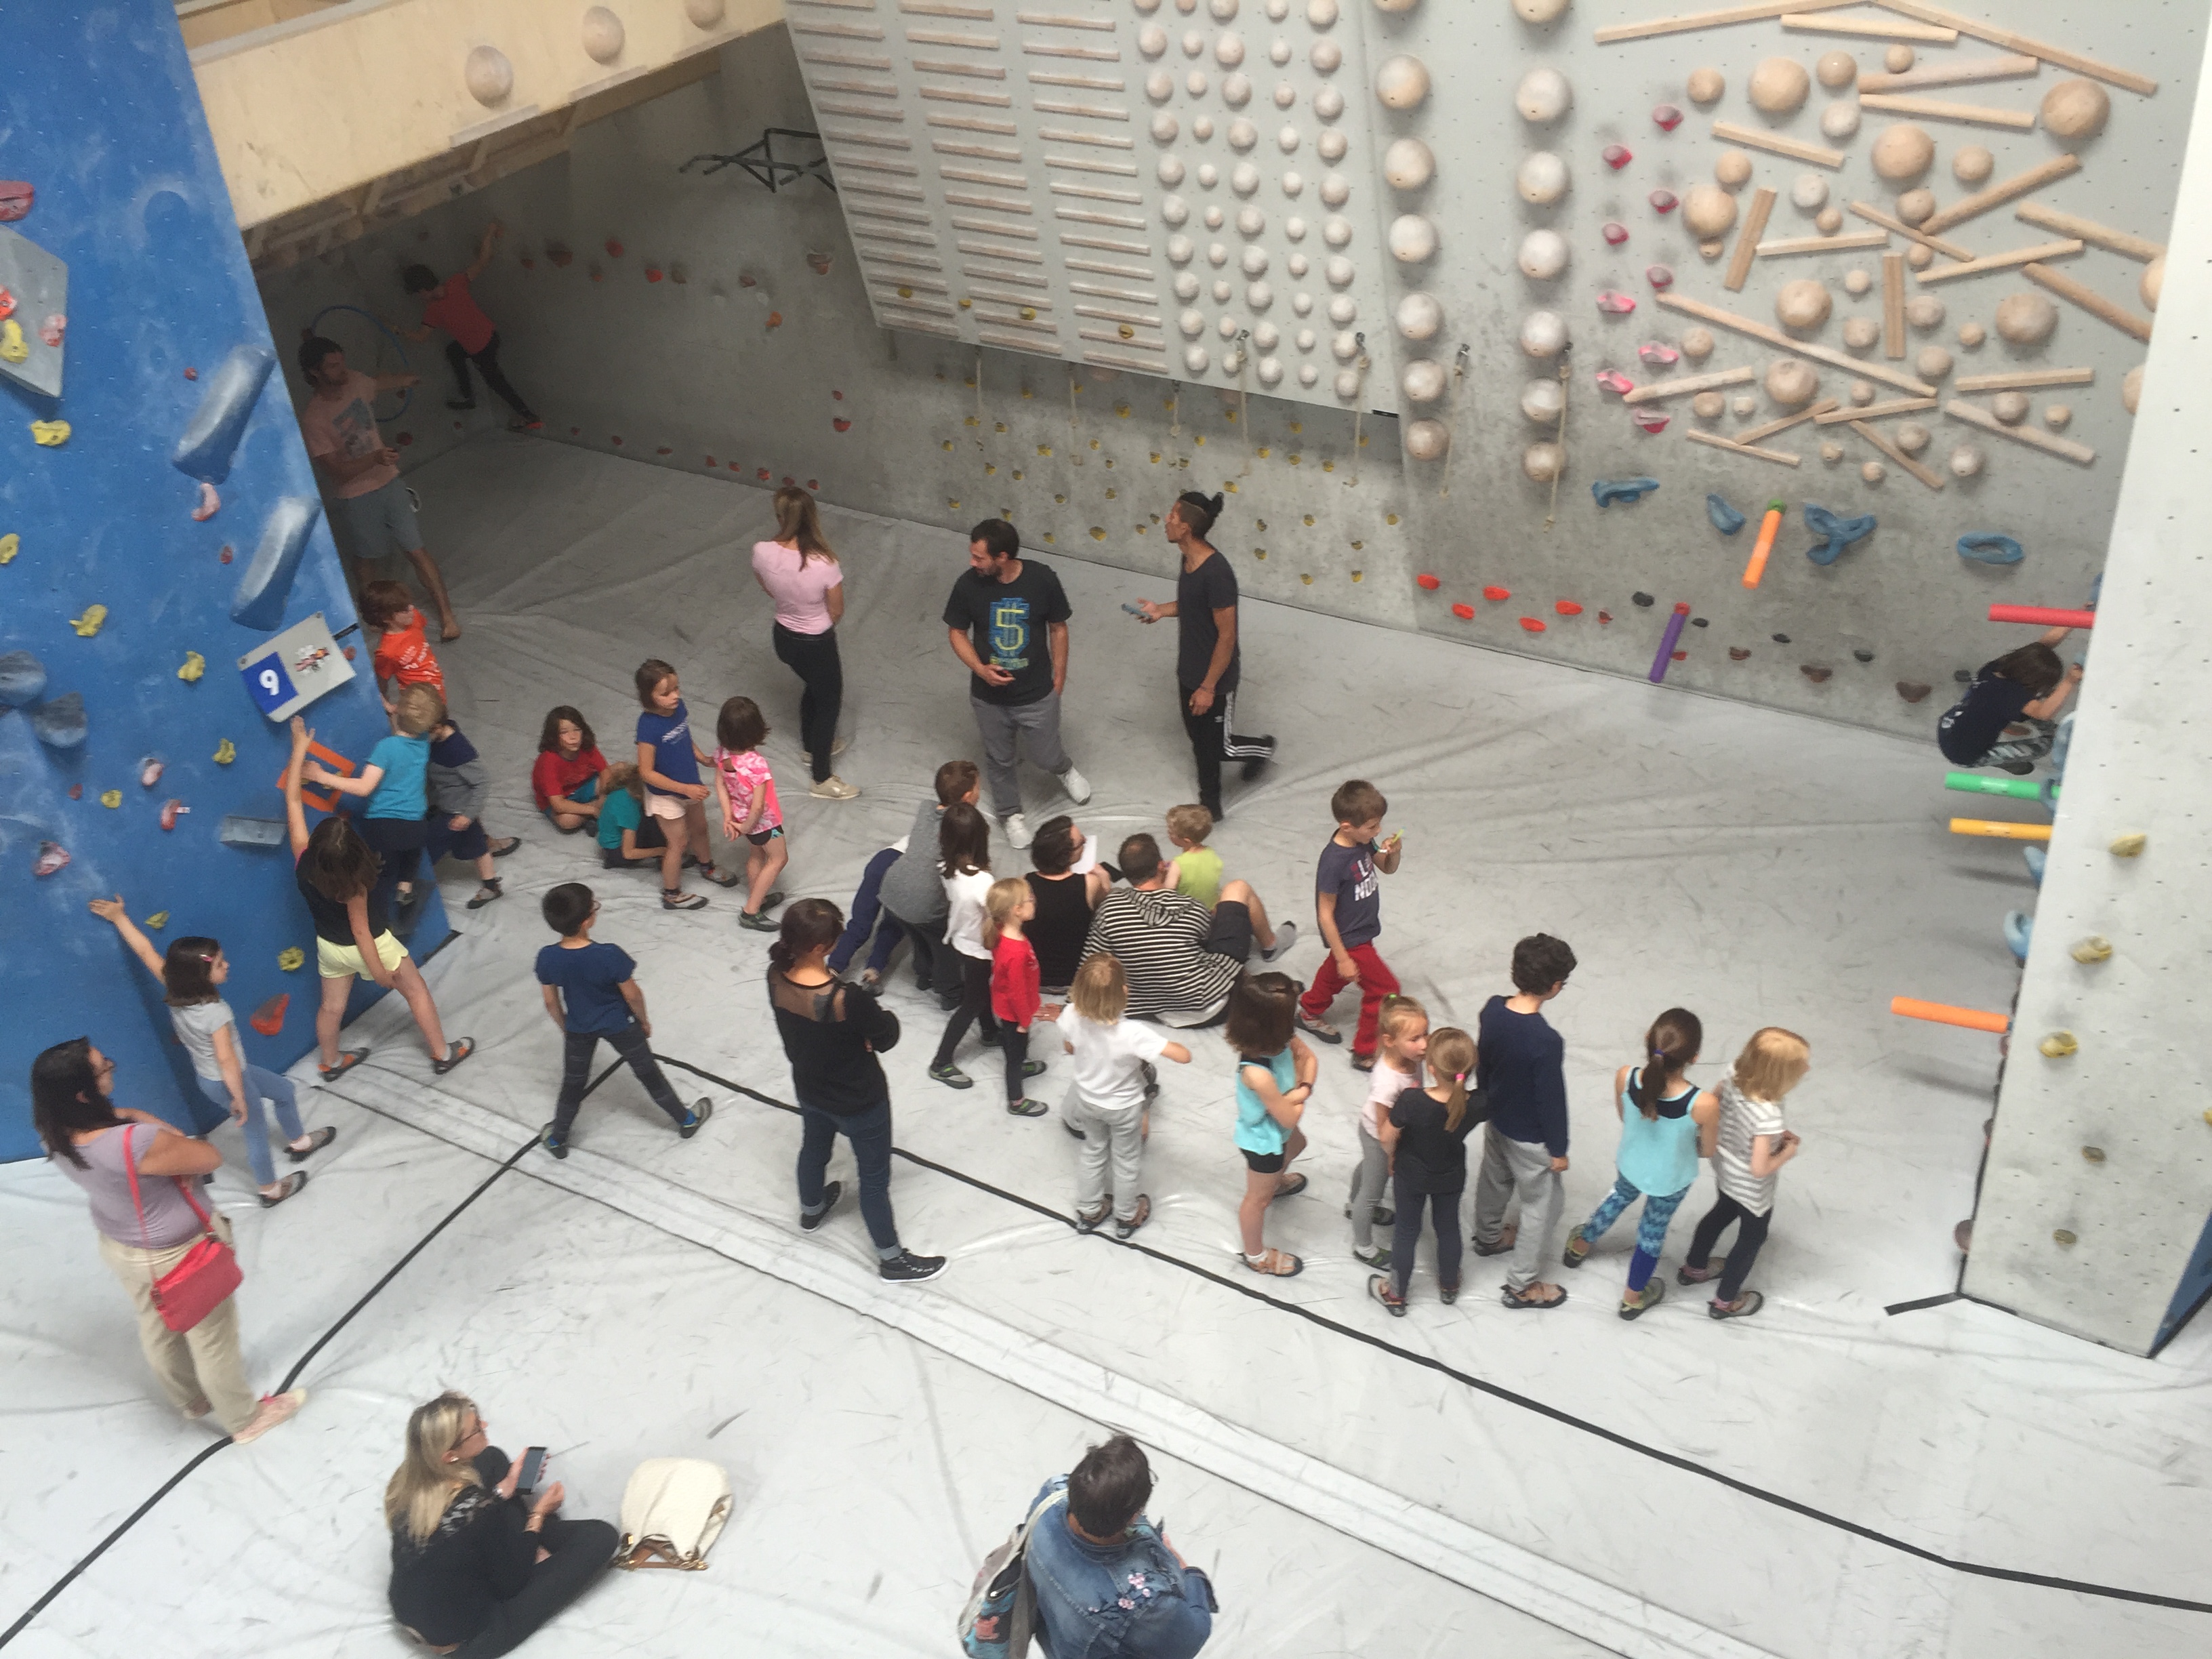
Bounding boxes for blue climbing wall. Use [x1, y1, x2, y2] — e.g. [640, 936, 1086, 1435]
[0, 1, 443, 1160]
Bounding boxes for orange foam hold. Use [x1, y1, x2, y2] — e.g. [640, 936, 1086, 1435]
[1890, 996, 2007, 1034]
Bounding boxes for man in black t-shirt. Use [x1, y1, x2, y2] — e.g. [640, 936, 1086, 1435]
[942, 519, 1092, 850]
[1133, 491, 1275, 821]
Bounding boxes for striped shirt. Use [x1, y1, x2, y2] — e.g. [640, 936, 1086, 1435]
[1082, 887, 1242, 1019]
[1711, 1076, 1788, 1215]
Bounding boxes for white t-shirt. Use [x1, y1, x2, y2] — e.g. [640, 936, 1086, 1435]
[1712, 1076, 1788, 1214]
[1361, 1054, 1416, 1140]
[169, 1000, 237, 1082]
[1064, 1012, 1172, 1113]
[944, 866, 995, 960]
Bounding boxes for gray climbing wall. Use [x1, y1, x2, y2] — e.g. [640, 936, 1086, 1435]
[1961, 16, 2212, 1356]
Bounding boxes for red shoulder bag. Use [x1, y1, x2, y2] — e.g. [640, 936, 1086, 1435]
[123, 1124, 243, 1332]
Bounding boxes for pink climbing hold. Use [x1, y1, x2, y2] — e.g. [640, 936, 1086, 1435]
[0, 181, 32, 222]
[1450, 602, 1475, 620]
[1603, 144, 1633, 171]
[1638, 342, 1679, 365]
[39, 314, 64, 348]
[1594, 369, 1635, 396]
[160, 798, 188, 832]
[1631, 407, 1671, 433]
[183, 367, 198, 380]
[1416, 573, 1441, 590]
[219, 544, 233, 563]
[1596, 291, 1637, 314]
[191, 482, 220, 521]
[34, 840, 69, 877]
[1649, 189, 1679, 214]
[1645, 264, 1675, 290]
[1652, 104, 1683, 131]
[1601, 222, 1629, 246]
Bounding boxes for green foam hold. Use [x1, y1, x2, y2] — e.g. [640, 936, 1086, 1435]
[1944, 771, 2053, 801]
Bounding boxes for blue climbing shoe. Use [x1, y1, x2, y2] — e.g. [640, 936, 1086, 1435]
[1803, 505, 1877, 567]
[1706, 493, 1746, 535]
[1957, 533, 2024, 566]
[2003, 910, 2033, 964]
[1592, 476, 1660, 508]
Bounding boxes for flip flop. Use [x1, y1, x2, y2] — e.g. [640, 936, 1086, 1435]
[1270, 1172, 1308, 1203]
[431, 1038, 475, 1076]
[318, 1048, 369, 1082]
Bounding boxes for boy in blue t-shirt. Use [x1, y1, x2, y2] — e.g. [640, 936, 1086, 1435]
[1295, 779, 1404, 1069]
[304, 681, 443, 927]
[533, 882, 711, 1158]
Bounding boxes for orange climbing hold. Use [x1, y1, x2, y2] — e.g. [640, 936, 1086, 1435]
[1450, 602, 1475, 620]
[644, 267, 663, 282]
[1555, 600, 1584, 616]
[605, 239, 624, 257]
[249, 993, 289, 1036]
[757, 468, 771, 480]
[834, 418, 852, 432]
[1416, 573, 1440, 590]
[1519, 617, 1547, 632]
[1483, 586, 1510, 602]
[766, 312, 783, 329]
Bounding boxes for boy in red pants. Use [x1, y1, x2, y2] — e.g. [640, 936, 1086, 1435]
[1296, 779, 1403, 1071]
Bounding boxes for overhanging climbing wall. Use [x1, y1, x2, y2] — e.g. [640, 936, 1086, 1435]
[792, 0, 1403, 410]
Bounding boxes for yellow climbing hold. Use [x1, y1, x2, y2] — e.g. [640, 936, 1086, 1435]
[1105, 488, 1118, 499]
[1194, 435, 1205, 447]
[1350, 540, 1364, 550]
[897, 285, 914, 298]
[1037, 444, 1052, 456]
[1044, 533, 1055, 543]
[1351, 571, 1364, 581]
[31, 419, 69, 446]
[279, 947, 306, 972]
[1149, 452, 1162, 464]
[959, 299, 973, 309]
[0, 320, 25, 363]
[965, 415, 979, 426]
[1303, 514, 1315, 527]
[2070, 936, 2113, 964]
[1224, 482, 1237, 493]
[948, 499, 961, 510]
[213, 737, 236, 764]
[1224, 410, 1237, 423]
[1300, 573, 1313, 584]
[1289, 421, 1303, 433]
[1054, 494, 1067, 504]
[2109, 832, 2146, 857]
[0, 532, 16, 562]
[1253, 548, 1267, 559]
[178, 651, 206, 682]
[1118, 324, 1134, 340]
[985, 464, 997, 474]
[100, 790, 121, 808]
[1089, 438, 1099, 450]
[1115, 404, 1130, 418]
[1387, 513, 1400, 526]
[943, 441, 954, 451]
[1090, 527, 1107, 540]
[1256, 519, 1267, 530]
[1359, 434, 1370, 447]
[2039, 1031, 2079, 1059]
[1012, 470, 1025, 481]
[994, 422, 1008, 434]
[71, 604, 108, 636]
[1288, 454, 1302, 466]
[144, 912, 169, 930]
[1256, 447, 1271, 457]
[1322, 460, 1334, 472]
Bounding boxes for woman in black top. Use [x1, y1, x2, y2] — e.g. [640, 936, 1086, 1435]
[1024, 815, 1112, 993]
[1372, 1027, 1486, 1316]
[769, 899, 945, 1284]
[386, 1391, 616, 1656]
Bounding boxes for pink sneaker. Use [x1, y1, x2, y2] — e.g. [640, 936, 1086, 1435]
[232, 1388, 307, 1444]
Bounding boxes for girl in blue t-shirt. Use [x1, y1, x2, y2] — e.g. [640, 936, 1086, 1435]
[304, 682, 443, 924]
[632, 658, 743, 912]
[1225, 972, 1315, 1279]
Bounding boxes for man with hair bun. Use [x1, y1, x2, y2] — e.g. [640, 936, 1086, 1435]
[1133, 491, 1275, 822]
[1023, 1434, 1216, 1658]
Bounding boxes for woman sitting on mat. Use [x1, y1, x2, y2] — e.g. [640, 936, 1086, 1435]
[386, 1391, 617, 1656]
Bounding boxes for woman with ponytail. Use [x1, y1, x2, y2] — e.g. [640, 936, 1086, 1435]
[1559, 1008, 1721, 1319]
[751, 485, 859, 798]
[766, 899, 944, 1282]
[1370, 1027, 1485, 1316]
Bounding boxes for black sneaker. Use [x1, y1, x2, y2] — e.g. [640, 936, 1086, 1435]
[1999, 760, 2037, 775]
[1240, 739, 1275, 782]
[980, 1027, 1004, 1048]
[879, 1250, 947, 1283]
[801, 1181, 842, 1231]
[541, 1123, 569, 1160]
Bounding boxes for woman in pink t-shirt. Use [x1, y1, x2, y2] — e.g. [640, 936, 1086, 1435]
[750, 487, 857, 800]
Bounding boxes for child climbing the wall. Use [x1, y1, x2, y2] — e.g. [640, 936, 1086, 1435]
[1064, 952, 1189, 1240]
[424, 714, 520, 910]
[593, 762, 667, 872]
[87, 899, 337, 1205]
[1296, 780, 1404, 1071]
[1163, 804, 1223, 910]
[1936, 629, 2083, 775]
[286, 717, 472, 1079]
[1349, 996, 1426, 1271]
[710, 695, 787, 933]
[396, 220, 541, 430]
[1679, 1027, 1809, 1321]
[361, 580, 445, 704]
[1228, 972, 1315, 1279]
[987, 877, 1051, 1118]
[1371, 1025, 1484, 1316]
[634, 658, 741, 912]
[303, 682, 443, 930]
[1471, 933, 1577, 1311]
[533, 706, 606, 833]
[1561, 1008, 1721, 1320]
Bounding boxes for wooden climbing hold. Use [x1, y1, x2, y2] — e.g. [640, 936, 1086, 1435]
[1950, 817, 2052, 842]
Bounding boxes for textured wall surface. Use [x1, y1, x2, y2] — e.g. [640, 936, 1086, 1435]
[1963, 18, 2212, 1355]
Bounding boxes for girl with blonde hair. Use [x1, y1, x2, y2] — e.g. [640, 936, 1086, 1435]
[1371, 1026, 1484, 1315]
[1679, 1027, 1810, 1320]
[750, 484, 857, 799]
[1062, 953, 1191, 1238]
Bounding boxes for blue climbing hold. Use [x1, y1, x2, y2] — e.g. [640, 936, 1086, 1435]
[1706, 493, 1746, 535]
[219, 813, 287, 848]
[2085, 571, 2102, 611]
[1803, 504, 1877, 567]
[30, 689, 86, 748]
[1592, 476, 1660, 508]
[2003, 910, 2033, 965]
[0, 648, 46, 707]
[171, 343, 276, 485]
[230, 495, 323, 630]
[1957, 533, 2024, 566]
[2049, 710, 2074, 782]
[2022, 846, 2045, 885]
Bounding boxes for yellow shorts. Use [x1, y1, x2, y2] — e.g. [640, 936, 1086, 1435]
[317, 929, 408, 979]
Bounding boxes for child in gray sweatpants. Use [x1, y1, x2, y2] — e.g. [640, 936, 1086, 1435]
[1349, 996, 1426, 1267]
[1061, 954, 1189, 1242]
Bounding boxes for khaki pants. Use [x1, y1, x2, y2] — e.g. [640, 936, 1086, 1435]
[96, 1214, 258, 1433]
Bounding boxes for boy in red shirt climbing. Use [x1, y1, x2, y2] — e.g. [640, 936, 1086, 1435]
[398, 221, 539, 430]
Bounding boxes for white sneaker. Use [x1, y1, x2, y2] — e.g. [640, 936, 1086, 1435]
[1260, 919, 1298, 962]
[1004, 812, 1033, 849]
[809, 775, 860, 800]
[1058, 763, 1092, 806]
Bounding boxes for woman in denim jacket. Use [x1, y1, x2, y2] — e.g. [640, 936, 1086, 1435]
[1025, 1436, 1216, 1659]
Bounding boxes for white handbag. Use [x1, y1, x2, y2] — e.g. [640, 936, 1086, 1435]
[615, 1457, 733, 1570]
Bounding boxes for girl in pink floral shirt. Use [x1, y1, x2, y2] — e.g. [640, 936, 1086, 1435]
[712, 697, 787, 932]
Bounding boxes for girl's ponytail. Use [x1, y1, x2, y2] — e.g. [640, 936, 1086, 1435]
[1632, 1008, 1702, 1120]
[1427, 1027, 1476, 1132]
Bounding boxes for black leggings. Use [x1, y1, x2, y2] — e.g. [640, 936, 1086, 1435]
[1002, 1025, 1030, 1107]
[445, 332, 533, 419]
[452, 1516, 617, 1657]
[931, 950, 1002, 1069]
[1686, 1194, 1772, 1303]
[773, 623, 844, 783]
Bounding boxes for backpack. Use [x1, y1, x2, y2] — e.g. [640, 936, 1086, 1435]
[958, 1486, 1065, 1658]
[614, 1458, 732, 1570]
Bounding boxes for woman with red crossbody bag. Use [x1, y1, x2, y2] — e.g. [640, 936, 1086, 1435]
[33, 1038, 305, 1443]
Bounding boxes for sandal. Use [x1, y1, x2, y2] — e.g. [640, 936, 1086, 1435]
[662, 890, 709, 911]
[1677, 1256, 1727, 1286]
[1471, 1225, 1519, 1258]
[1501, 1282, 1568, 1310]
[1709, 1290, 1764, 1320]
[318, 1048, 369, 1082]
[1075, 1202, 1110, 1234]
[431, 1038, 475, 1076]
[1370, 1274, 1407, 1316]
[697, 863, 742, 888]
[286, 1127, 337, 1163]
[1113, 1195, 1152, 1240]
[466, 878, 504, 909]
[258, 1171, 308, 1207]
[1242, 1248, 1303, 1277]
[1269, 1172, 1308, 1204]
[1620, 1280, 1667, 1321]
[489, 837, 520, 858]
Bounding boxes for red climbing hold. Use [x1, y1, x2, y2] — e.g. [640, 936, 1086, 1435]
[590, 268, 604, 283]
[644, 267, 664, 283]
[219, 545, 234, 564]
[1602, 222, 1629, 246]
[832, 390, 845, 401]
[657, 446, 672, 454]
[1597, 611, 1612, 624]
[611, 436, 623, 445]
[396, 431, 414, 447]
[1672, 650, 1688, 661]
[0, 181, 33, 222]
[1450, 602, 1475, 620]
[1652, 104, 1684, 131]
[1650, 189, 1678, 213]
[1555, 600, 1583, 616]
[342, 645, 357, 661]
[758, 468, 771, 480]
[605, 239, 624, 257]
[571, 426, 581, 434]
[833, 418, 852, 432]
[1596, 291, 1637, 314]
[1483, 585, 1511, 602]
[705, 456, 716, 466]
[807, 480, 819, 490]
[1519, 617, 1547, 632]
[740, 274, 758, 287]
[1645, 264, 1675, 290]
[1416, 573, 1440, 590]
[183, 366, 198, 380]
[547, 245, 573, 268]
[520, 257, 535, 270]
[766, 312, 784, 329]
[68, 783, 82, 800]
[1631, 408, 1671, 434]
[729, 462, 742, 471]
[1603, 144, 1633, 170]
[249, 993, 289, 1036]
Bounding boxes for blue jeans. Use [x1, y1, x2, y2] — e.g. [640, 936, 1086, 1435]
[194, 1065, 306, 1187]
[827, 846, 902, 977]
[1580, 1174, 1690, 1292]
[797, 1098, 900, 1258]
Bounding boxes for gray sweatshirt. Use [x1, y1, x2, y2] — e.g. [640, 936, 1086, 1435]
[426, 725, 490, 825]
[878, 798, 948, 923]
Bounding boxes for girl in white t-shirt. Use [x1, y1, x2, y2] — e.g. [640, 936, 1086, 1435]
[749, 485, 857, 800]
[87, 898, 335, 1205]
[930, 804, 1023, 1090]
[1063, 953, 1191, 1239]
[1679, 1027, 1809, 1320]
[1349, 996, 1427, 1269]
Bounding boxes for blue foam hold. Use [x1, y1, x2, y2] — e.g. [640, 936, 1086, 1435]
[2022, 846, 2045, 885]
[1593, 476, 1660, 508]
[171, 343, 276, 485]
[0, 648, 46, 707]
[1803, 504, 1877, 567]
[30, 689, 86, 748]
[2003, 909, 2032, 964]
[1957, 532, 2024, 566]
[230, 495, 323, 630]
[1706, 493, 1746, 535]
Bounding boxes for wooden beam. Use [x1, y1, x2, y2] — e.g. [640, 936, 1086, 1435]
[1944, 397, 2097, 464]
[1815, 396, 1938, 422]
[1954, 367, 2095, 393]
[1736, 398, 1839, 445]
[1778, 9, 1953, 41]
[2014, 202, 2165, 262]
[1847, 201, 1972, 260]
[1857, 92, 2036, 129]
[1594, 1, 1851, 45]
[2023, 263, 2154, 343]
[1870, 1, 2158, 96]
[1919, 154, 2082, 238]
[1621, 365, 1759, 404]
[1856, 54, 2039, 94]
[1711, 119, 1846, 168]
[1685, 427, 1801, 466]
[1758, 229, 1890, 256]
[1725, 186, 1778, 291]
[1917, 239, 2084, 285]
[1882, 251, 1906, 359]
[1657, 291, 1938, 396]
[1850, 418, 1946, 489]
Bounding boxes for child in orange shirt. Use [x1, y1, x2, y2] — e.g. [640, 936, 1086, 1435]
[362, 579, 445, 702]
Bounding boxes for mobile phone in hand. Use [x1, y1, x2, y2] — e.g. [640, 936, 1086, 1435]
[515, 1446, 548, 1498]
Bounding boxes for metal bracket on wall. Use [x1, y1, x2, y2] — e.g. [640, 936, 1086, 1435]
[679, 129, 834, 194]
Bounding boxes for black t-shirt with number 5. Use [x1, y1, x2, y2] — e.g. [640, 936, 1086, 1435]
[943, 560, 1071, 708]
[1175, 548, 1241, 693]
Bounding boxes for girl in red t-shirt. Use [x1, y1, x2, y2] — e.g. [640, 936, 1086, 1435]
[533, 705, 607, 832]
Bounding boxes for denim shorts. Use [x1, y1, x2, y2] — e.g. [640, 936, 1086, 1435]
[329, 476, 422, 559]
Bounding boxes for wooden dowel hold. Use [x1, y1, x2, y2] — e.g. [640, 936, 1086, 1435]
[1758, 230, 1891, 257]
[1918, 154, 2083, 238]
[1684, 427, 1801, 466]
[1711, 119, 1846, 169]
[1736, 397, 1839, 445]
[1781, 11, 1956, 41]
[1620, 365, 1758, 404]
[1657, 291, 1938, 396]
[1847, 201, 1972, 260]
[2014, 202, 2165, 263]
[1594, 1, 1812, 45]
[2022, 263, 2154, 344]
[1726, 186, 1778, 291]
[1882, 251, 1906, 360]
[1870, 0, 2158, 96]
[1814, 395, 1938, 422]
[1858, 92, 2037, 129]
[1856, 54, 2038, 94]
[1917, 239, 2085, 285]
[1944, 397, 2097, 465]
[1953, 367, 2095, 392]
[1850, 417, 1946, 489]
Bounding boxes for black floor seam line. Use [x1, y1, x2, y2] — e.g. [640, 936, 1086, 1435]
[651, 1051, 2212, 1618]
[0, 1053, 629, 1650]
